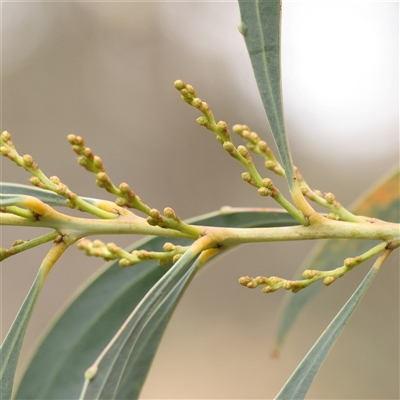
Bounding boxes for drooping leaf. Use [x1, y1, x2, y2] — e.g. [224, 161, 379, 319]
[0, 268, 46, 400]
[238, 0, 296, 187]
[16, 208, 299, 400]
[274, 254, 387, 400]
[274, 167, 400, 353]
[80, 249, 203, 399]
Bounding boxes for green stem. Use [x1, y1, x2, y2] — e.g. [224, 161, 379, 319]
[0, 231, 59, 261]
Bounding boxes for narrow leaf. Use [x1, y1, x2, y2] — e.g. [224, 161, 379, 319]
[275, 167, 400, 353]
[80, 249, 203, 399]
[238, 0, 295, 186]
[16, 208, 298, 399]
[275, 251, 389, 400]
[0, 268, 46, 400]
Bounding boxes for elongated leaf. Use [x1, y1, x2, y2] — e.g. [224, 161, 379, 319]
[16, 208, 299, 399]
[238, 0, 295, 186]
[275, 257, 385, 400]
[80, 249, 202, 399]
[0, 182, 102, 207]
[0, 268, 46, 400]
[275, 167, 400, 353]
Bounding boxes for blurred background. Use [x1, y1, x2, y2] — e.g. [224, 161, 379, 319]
[1, 1, 398, 399]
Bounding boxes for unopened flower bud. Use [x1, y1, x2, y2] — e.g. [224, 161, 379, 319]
[163, 242, 176, 252]
[323, 276, 337, 286]
[149, 209, 160, 219]
[258, 187, 271, 197]
[119, 259, 131, 268]
[344, 257, 356, 268]
[164, 207, 176, 219]
[29, 177, 41, 186]
[223, 142, 236, 154]
[174, 80, 185, 90]
[265, 160, 276, 170]
[324, 193, 336, 204]
[1, 131, 11, 141]
[196, 116, 208, 126]
[186, 84, 196, 95]
[262, 178, 274, 190]
[191, 98, 202, 108]
[237, 145, 249, 158]
[22, 154, 34, 167]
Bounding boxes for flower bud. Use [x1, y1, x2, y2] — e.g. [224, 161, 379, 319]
[174, 80, 185, 90]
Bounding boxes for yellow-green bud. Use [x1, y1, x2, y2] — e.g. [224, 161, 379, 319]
[149, 209, 160, 219]
[265, 160, 276, 170]
[119, 259, 131, 268]
[163, 242, 176, 252]
[119, 182, 130, 193]
[84, 366, 98, 381]
[164, 207, 176, 219]
[1, 131, 11, 141]
[324, 192, 336, 204]
[196, 116, 208, 126]
[29, 177, 41, 186]
[50, 176, 61, 184]
[302, 269, 320, 279]
[262, 178, 274, 190]
[22, 154, 34, 167]
[323, 276, 337, 286]
[223, 142, 235, 154]
[237, 145, 249, 158]
[258, 187, 271, 197]
[241, 172, 252, 182]
[344, 257, 356, 268]
[174, 80, 185, 90]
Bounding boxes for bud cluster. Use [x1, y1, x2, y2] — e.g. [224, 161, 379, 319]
[77, 238, 189, 268]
